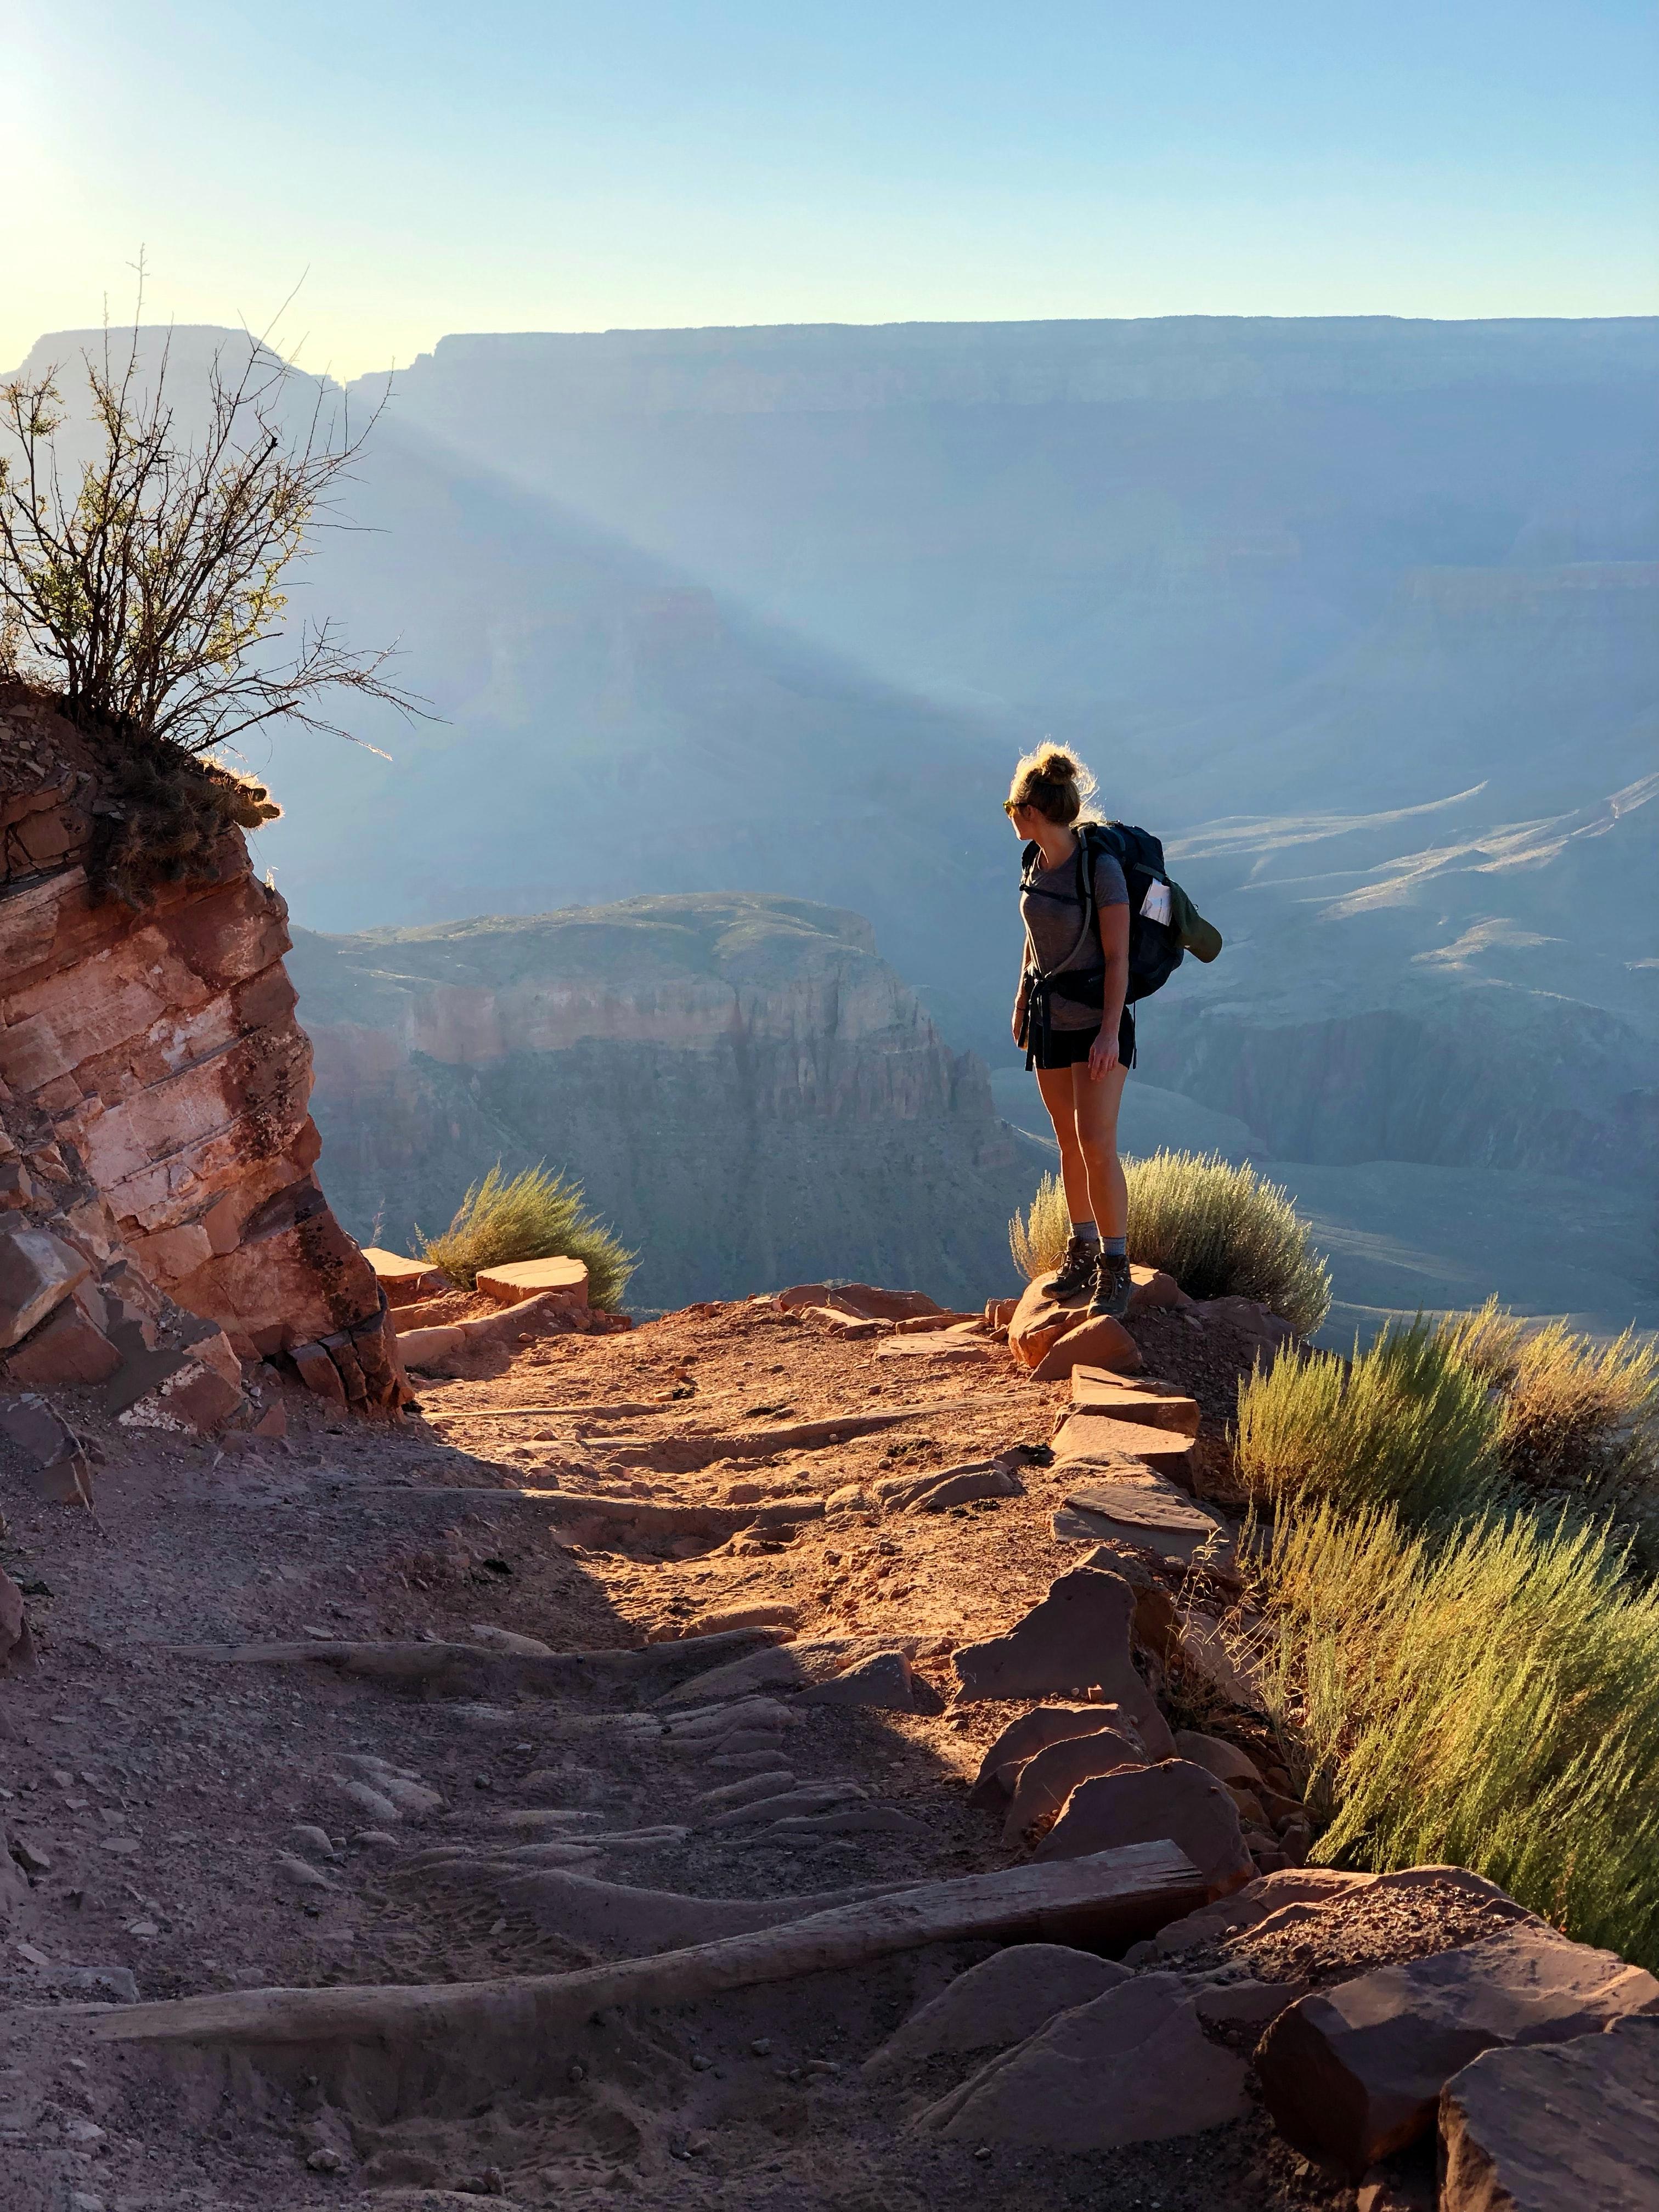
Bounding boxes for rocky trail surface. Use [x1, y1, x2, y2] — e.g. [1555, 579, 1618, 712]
[1, 1285, 1652, 2212]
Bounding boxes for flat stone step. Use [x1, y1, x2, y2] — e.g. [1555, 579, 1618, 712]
[1054, 1478, 1231, 1565]
[1052, 1412, 1196, 1478]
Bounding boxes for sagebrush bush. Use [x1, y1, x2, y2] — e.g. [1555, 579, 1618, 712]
[1256, 1498, 1659, 1967]
[419, 1161, 635, 1310]
[1007, 1149, 1331, 1335]
[1235, 1315, 1500, 1526]
[1443, 1300, 1659, 1512]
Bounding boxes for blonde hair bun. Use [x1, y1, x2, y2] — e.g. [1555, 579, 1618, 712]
[1008, 742, 1099, 826]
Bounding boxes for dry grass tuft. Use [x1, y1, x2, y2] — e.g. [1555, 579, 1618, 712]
[1235, 1315, 1501, 1526]
[419, 1161, 635, 1310]
[1008, 1170, 1071, 1282]
[1255, 1498, 1659, 1967]
[1009, 1150, 1331, 1335]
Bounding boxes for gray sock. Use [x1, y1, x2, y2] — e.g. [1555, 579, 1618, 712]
[1102, 1234, 1127, 1259]
[1070, 1220, 1099, 1244]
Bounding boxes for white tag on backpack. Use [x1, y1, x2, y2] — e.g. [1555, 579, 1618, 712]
[1139, 879, 1172, 926]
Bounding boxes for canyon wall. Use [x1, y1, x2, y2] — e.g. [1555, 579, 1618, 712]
[0, 686, 403, 1423]
[289, 894, 1046, 1312]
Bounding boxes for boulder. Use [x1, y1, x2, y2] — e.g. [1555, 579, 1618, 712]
[1008, 1274, 1144, 1376]
[3, 1301, 122, 1386]
[864, 1944, 1130, 2075]
[1033, 1758, 1256, 1899]
[1256, 1923, 1659, 2176]
[916, 1971, 1249, 2149]
[952, 1566, 1142, 1707]
[0, 1226, 89, 1349]
[0, 1392, 93, 1505]
[969, 1702, 1158, 1807]
[1439, 2012, 1659, 2212]
[1053, 1478, 1230, 1566]
[893, 1311, 984, 1334]
[1002, 1728, 1147, 1843]
[476, 1256, 590, 1308]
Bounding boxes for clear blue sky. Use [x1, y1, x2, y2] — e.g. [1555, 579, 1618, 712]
[8, 0, 1656, 378]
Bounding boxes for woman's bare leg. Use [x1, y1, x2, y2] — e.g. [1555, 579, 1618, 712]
[1034, 1064, 1092, 1220]
[1072, 1059, 1129, 1238]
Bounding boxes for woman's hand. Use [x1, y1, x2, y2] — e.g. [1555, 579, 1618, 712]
[1087, 1028, 1120, 1081]
[1012, 992, 1028, 1046]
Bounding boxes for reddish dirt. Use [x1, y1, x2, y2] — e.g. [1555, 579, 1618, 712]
[0, 1295, 1360, 2212]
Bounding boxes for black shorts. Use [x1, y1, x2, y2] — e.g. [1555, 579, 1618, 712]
[1030, 1004, 1136, 1071]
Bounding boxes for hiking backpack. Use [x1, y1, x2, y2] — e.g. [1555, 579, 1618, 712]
[1021, 819, 1222, 1008]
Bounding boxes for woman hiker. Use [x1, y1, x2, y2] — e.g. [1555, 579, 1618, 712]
[1007, 742, 1135, 1319]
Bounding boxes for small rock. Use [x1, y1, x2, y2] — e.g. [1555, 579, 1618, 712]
[306, 2145, 345, 2173]
[917, 1972, 1248, 2148]
[274, 1850, 335, 1893]
[334, 1777, 402, 1822]
[1035, 1758, 1255, 1899]
[12, 1837, 51, 1874]
[286, 1823, 337, 1861]
[1173, 1730, 1267, 1790]
[865, 1944, 1129, 2075]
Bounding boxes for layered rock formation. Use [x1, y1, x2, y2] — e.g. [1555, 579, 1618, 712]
[289, 894, 1045, 1311]
[0, 685, 402, 1421]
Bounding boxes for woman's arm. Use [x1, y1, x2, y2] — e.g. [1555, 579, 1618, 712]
[1086, 899, 1130, 1079]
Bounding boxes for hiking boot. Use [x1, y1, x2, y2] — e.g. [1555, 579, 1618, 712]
[1048, 1233, 1099, 1303]
[1087, 1251, 1133, 1320]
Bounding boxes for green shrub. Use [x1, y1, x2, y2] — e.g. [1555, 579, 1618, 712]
[1126, 1150, 1331, 1333]
[1235, 1314, 1500, 1526]
[1009, 1150, 1331, 1336]
[418, 1161, 635, 1310]
[1256, 1498, 1659, 1967]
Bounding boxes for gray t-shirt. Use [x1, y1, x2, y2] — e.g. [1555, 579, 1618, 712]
[1021, 839, 1128, 1030]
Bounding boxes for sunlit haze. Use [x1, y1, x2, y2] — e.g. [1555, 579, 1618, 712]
[6, 0, 1656, 378]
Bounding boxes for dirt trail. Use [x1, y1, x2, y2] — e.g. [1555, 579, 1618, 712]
[0, 1296, 1338, 2212]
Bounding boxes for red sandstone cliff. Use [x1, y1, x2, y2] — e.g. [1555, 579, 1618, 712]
[0, 685, 404, 1432]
